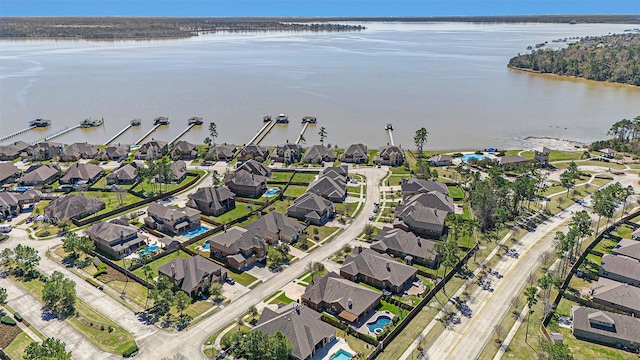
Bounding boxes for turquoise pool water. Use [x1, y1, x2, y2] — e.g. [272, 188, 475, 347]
[201, 241, 210, 250]
[330, 349, 353, 360]
[265, 188, 279, 196]
[461, 153, 486, 162]
[183, 225, 209, 239]
[366, 315, 392, 333]
[139, 244, 159, 256]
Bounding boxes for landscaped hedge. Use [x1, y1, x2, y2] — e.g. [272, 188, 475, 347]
[13, 313, 23, 322]
[93, 269, 107, 278]
[86, 277, 100, 287]
[122, 344, 139, 357]
[1, 316, 16, 326]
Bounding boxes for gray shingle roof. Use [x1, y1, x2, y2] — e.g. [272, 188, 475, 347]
[371, 227, 437, 262]
[45, 194, 105, 221]
[170, 160, 187, 180]
[498, 155, 529, 165]
[572, 306, 640, 344]
[341, 144, 368, 158]
[401, 191, 454, 214]
[147, 202, 200, 222]
[88, 220, 140, 243]
[207, 143, 237, 159]
[101, 145, 130, 159]
[225, 169, 268, 188]
[401, 178, 449, 196]
[244, 212, 305, 241]
[158, 255, 226, 294]
[19, 164, 59, 183]
[106, 163, 137, 182]
[429, 154, 453, 163]
[186, 186, 235, 213]
[303, 145, 337, 163]
[61, 142, 98, 159]
[209, 226, 266, 254]
[237, 159, 271, 177]
[601, 254, 640, 282]
[592, 277, 640, 313]
[340, 248, 417, 290]
[306, 176, 346, 201]
[0, 163, 19, 183]
[60, 163, 103, 183]
[612, 238, 640, 261]
[288, 192, 333, 213]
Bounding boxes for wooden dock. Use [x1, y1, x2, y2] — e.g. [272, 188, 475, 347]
[0, 126, 36, 143]
[247, 120, 273, 146]
[386, 125, 395, 146]
[295, 122, 310, 145]
[31, 125, 81, 145]
[170, 124, 196, 145]
[254, 119, 278, 145]
[104, 124, 133, 146]
[134, 124, 163, 145]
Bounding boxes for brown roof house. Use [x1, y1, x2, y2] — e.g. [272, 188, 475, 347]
[394, 203, 449, 238]
[375, 145, 404, 166]
[88, 220, 147, 259]
[399, 191, 455, 214]
[270, 143, 302, 164]
[599, 254, 640, 287]
[30, 141, 63, 161]
[0, 141, 30, 161]
[236, 145, 269, 162]
[341, 143, 368, 164]
[158, 255, 227, 297]
[186, 186, 235, 216]
[206, 143, 236, 162]
[237, 159, 272, 178]
[134, 140, 168, 160]
[592, 277, 640, 317]
[244, 212, 306, 244]
[170, 140, 198, 160]
[209, 226, 268, 270]
[59, 163, 104, 185]
[224, 169, 268, 198]
[18, 164, 61, 186]
[287, 192, 335, 226]
[612, 238, 640, 261]
[45, 194, 105, 223]
[303, 145, 337, 164]
[60, 142, 98, 162]
[401, 178, 449, 197]
[572, 306, 640, 351]
[301, 271, 381, 323]
[371, 227, 438, 267]
[254, 303, 335, 360]
[167, 160, 188, 183]
[429, 154, 453, 167]
[0, 192, 34, 221]
[106, 163, 138, 185]
[98, 145, 130, 161]
[0, 163, 20, 185]
[340, 248, 417, 294]
[306, 174, 346, 203]
[144, 202, 201, 235]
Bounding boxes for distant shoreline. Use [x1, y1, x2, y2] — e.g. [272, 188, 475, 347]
[507, 66, 640, 88]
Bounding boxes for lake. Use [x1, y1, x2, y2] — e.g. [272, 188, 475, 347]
[1, 22, 638, 150]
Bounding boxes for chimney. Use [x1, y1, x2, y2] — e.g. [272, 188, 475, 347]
[386, 261, 391, 271]
[417, 238, 421, 247]
[120, 230, 124, 239]
[348, 298, 353, 309]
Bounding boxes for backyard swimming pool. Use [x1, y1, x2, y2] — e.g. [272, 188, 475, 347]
[201, 241, 210, 250]
[366, 315, 392, 334]
[461, 153, 486, 162]
[182, 225, 209, 239]
[265, 188, 279, 196]
[139, 244, 159, 256]
[330, 349, 354, 360]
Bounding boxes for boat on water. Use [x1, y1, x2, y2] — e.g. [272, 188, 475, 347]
[188, 116, 203, 125]
[80, 117, 104, 127]
[385, 123, 393, 131]
[263, 115, 272, 122]
[153, 117, 169, 125]
[301, 116, 317, 124]
[29, 118, 51, 127]
[130, 118, 142, 126]
[275, 114, 289, 124]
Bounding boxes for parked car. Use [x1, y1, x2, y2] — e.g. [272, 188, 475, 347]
[369, 214, 374, 221]
[226, 277, 235, 285]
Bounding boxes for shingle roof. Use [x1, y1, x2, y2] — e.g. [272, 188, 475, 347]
[498, 155, 529, 165]
[0, 163, 19, 183]
[0, 192, 29, 208]
[207, 143, 237, 158]
[401, 191, 454, 214]
[88, 220, 140, 243]
[572, 306, 640, 344]
[245, 212, 305, 240]
[592, 277, 640, 313]
[612, 238, 640, 261]
[209, 226, 266, 254]
[378, 145, 403, 158]
[238, 145, 268, 159]
[170, 160, 187, 180]
[340, 248, 417, 290]
[429, 154, 454, 163]
[158, 255, 226, 294]
[237, 159, 271, 177]
[398, 205, 448, 227]
[302, 271, 381, 320]
[224, 169, 268, 188]
[172, 140, 196, 153]
[371, 227, 437, 262]
[60, 163, 103, 183]
[186, 186, 235, 213]
[254, 303, 335, 360]
[601, 254, 640, 282]
[19, 164, 59, 183]
[0, 141, 29, 159]
[102, 145, 130, 159]
[401, 178, 449, 196]
[306, 176, 346, 201]
[61, 142, 98, 159]
[106, 163, 137, 181]
[342, 144, 368, 158]
[289, 192, 333, 213]
[303, 145, 337, 163]
[45, 194, 105, 221]
[147, 202, 200, 222]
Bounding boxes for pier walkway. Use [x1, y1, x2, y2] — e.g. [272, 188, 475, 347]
[134, 124, 163, 145]
[104, 124, 133, 146]
[387, 127, 395, 146]
[31, 125, 81, 145]
[247, 120, 273, 146]
[253, 119, 277, 145]
[0, 126, 36, 143]
[170, 124, 196, 145]
[295, 122, 310, 145]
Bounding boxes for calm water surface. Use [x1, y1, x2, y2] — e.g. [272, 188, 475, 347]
[1, 22, 638, 149]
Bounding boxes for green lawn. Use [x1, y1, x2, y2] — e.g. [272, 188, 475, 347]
[4, 332, 33, 360]
[132, 175, 196, 197]
[549, 150, 586, 162]
[107, 280, 151, 309]
[291, 172, 318, 183]
[447, 186, 464, 200]
[211, 204, 258, 224]
[335, 202, 358, 217]
[132, 250, 190, 279]
[270, 171, 294, 182]
[611, 224, 635, 239]
[227, 269, 259, 287]
[83, 190, 144, 216]
[220, 324, 252, 349]
[553, 160, 626, 170]
[592, 237, 620, 255]
[181, 300, 214, 319]
[269, 292, 294, 305]
[283, 185, 307, 198]
[267, 199, 293, 214]
[307, 225, 340, 242]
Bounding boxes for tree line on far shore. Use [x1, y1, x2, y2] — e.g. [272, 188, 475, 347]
[508, 33, 640, 86]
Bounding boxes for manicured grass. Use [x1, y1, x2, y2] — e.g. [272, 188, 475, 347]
[307, 225, 340, 242]
[227, 269, 259, 287]
[335, 202, 358, 217]
[132, 175, 196, 196]
[336, 329, 374, 358]
[267, 199, 293, 214]
[212, 204, 258, 224]
[107, 280, 151, 309]
[611, 224, 635, 239]
[553, 160, 626, 170]
[592, 237, 621, 255]
[447, 186, 464, 200]
[283, 185, 307, 198]
[549, 150, 586, 162]
[585, 252, 602, 266]
[220, 324, 251, 349]
[270, 171, 294, 182]
[269, 292, 293, 305]
[291, 172, 318, 183]
[83, 190, 144, 216]
[4, 332, 33, 360]
[132, 250, 191, 279]
[181, 300, 214, 319]
[389, 166, 411, 175]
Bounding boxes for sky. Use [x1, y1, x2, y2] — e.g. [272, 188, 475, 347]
[1, 0, 638, 17]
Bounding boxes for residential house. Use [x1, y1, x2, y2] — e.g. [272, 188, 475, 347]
[18, 164, 61, 187]
[106, 163, 138, 185]
[534, 147, 552, 166]
[399, 191, 455, 214]
[244, 212, 306, 244]
[59, 163, 104, 185]
[254, 303, 335, 360]
[572, 306, 640, 351]
[236, 159, 272, 178]
[287, 192, 335, 225]
[224, 169, 267, 198]
[340, 248, 417, 294]
[88, 220, 147, 259]
[208, 226, 268, 270]
[599, 148, 616, 159]
[170, 140, 198, 160]
[0, 163, 19, 186]
[98, 145, 130, 161]
[186, 186, 235, 216]
[134, 140, 168, 160]
[44, 194, 105, 223]
[301, 271, 381, 323]
[394, 203, 449, 238]
[321, 165, 349, 182]
[158, 255, 227, 296]
[632, 227, 640, 240]
[612, 238, 640, 261]
[144, 202, 201, 235]
[206, 143, 236, 162]
[341, 143, 368, 164]
[159, 236, 180, 250]
[30, 141, 63, 161]
[371, 227, 438, 267]
[429, 154, 453, 167]
[401, 178, 449, 197]
[270, 143, 302, 164]
[599, 254, 640, 287]
[306, 175, 346, 203]
[60, 142, 98, 162]
[0, 141, 29, 161]
[236, 145, 269, 163]
[375, 145, 404, 166]
[168, 160, 187, 183]
[303, 145, 337, 164]
[498, 155, 529, 168]
[0, 192, 32, 220]
[592, 277, 640, 317]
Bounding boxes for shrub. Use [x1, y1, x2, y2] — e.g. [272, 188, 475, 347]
[96, 263, 107, 271]
[1, 316, 17, 325]
[13, 313, 23, 322]
[86, 278, 100, 287]
[122, 344, 139, 357]
[93, 269, 107, 278]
